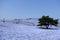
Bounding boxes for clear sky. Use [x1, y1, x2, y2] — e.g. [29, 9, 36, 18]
[0, 0, 60, 19]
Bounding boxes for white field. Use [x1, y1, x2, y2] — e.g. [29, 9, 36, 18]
[0, 19, 60, 40]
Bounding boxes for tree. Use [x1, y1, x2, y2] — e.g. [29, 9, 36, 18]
[13, 19, 20, 24]
[2, 18, 5, 23]
[37, 16, 58, 29]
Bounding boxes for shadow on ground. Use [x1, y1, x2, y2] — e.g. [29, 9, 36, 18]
[38, 27, 60, 30]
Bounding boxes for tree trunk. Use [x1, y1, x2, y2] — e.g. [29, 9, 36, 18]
[46, 25, 48, 29]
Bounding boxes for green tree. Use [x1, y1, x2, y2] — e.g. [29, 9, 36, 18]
[37, 16, 58, 29]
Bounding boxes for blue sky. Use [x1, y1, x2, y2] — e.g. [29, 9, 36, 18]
[0, 0, 60, 19]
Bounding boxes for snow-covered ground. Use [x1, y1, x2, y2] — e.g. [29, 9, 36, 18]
[0, 19, 60, 40]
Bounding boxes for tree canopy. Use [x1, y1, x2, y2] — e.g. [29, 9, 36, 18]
[37, 16, 58, 29]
